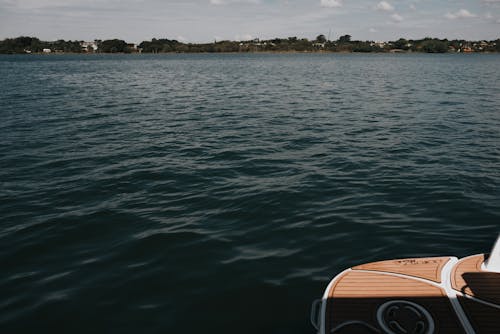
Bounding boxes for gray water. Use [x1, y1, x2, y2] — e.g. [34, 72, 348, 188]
[1, 53, 499, 333]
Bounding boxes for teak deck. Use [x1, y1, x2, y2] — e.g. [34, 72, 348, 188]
[321, 254, 500, 334]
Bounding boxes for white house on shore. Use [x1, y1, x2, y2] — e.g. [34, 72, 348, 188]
[80, 41, 98, 52]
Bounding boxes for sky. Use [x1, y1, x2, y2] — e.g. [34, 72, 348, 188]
[0, 0, 499, 43]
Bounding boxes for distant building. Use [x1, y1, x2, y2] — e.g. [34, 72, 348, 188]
[371, 41, 387, 48]
[80, 41, 98, 52]
[42, 48, 51, 53]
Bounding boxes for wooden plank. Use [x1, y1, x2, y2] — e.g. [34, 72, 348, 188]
[352, 256, 450, 283]
[329, 271, 446, 298]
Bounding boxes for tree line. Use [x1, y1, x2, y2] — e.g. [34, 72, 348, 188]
[1, 35, 499, 54]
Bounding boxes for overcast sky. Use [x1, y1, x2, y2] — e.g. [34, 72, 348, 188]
[0, 0, 499, 43]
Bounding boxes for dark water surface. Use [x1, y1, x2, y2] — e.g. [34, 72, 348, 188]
[1, 53, 499, 333]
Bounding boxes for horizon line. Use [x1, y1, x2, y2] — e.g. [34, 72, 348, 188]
[2, 35, 500, 44]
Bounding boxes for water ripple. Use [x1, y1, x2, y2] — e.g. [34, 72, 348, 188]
[1, 53, 499, 333]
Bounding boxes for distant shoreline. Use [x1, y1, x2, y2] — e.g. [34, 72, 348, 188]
[3, 50, 499, 56]
[2, 35, 499, 54]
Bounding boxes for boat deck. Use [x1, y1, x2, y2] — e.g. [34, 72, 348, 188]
[322, 254, 500, 334]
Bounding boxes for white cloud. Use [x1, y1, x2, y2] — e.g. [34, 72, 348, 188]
[1, 0, 499, 43]
[391, 13, 403, 22]
[209, 0, 260, 5]
[235, 34, 253, 41]
[0, 0, 144, 10]
[377, 1, 394, 12]
[445, 9, 477, 19]
[177, 35, 188, 43]
[320, 0, 342, 8]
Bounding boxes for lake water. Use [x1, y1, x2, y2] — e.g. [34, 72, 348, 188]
[1, 53, 499, 333]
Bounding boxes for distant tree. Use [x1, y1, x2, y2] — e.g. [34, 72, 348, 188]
[420, 39, 448, 53]
[99, 39, 129, 53]
[0, 36, 51, 53]
[51, 39, 81, 53]
[448, 39, 462, 50]
[176, 44, 189, 53]
[393, 38, 409, 50]
[352, 42, 378, 52]
[324, 41, 337, 52]
[294, 38, 312, 51]
[316, 34, 327, 43]
[338, 35, 351, 43]
[138, 38, 184, 53]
